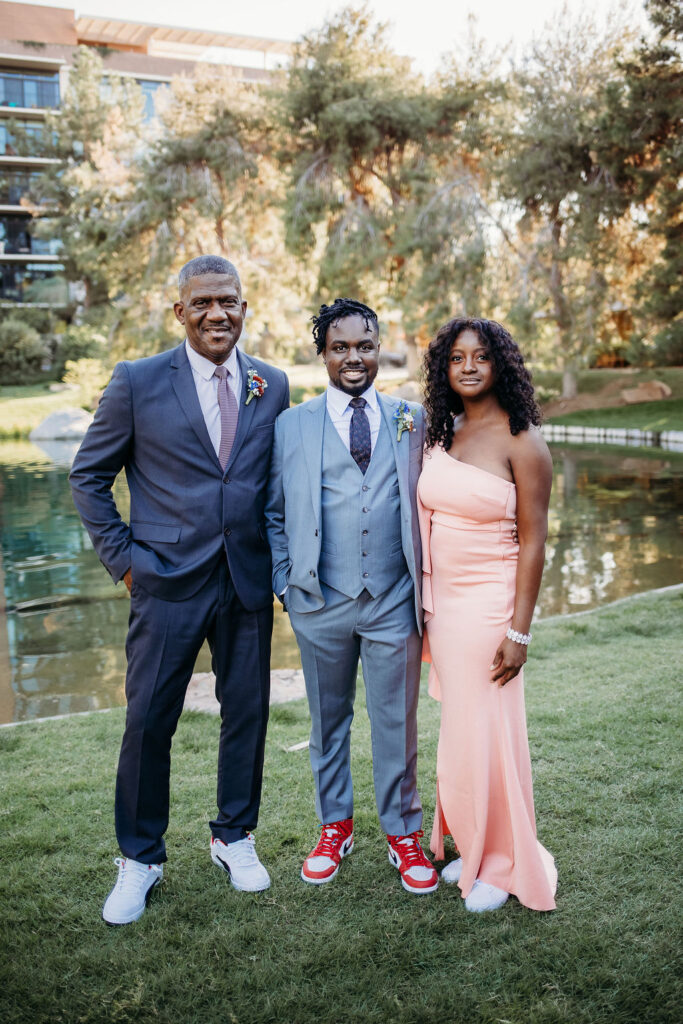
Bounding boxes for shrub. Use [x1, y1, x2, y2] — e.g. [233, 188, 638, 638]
[0, 318, 50, 383]
[63, 358, 110, 410]
[53, 325, 106, 377]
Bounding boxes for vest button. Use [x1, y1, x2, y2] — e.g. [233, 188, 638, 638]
[362, 572, 369, 578]
[362, 485, 369, 492]
[362, 507, 368, 513]
[362, 530, 368, 535]
[309, 569, 316, 577]
[362, 551, 367, 557]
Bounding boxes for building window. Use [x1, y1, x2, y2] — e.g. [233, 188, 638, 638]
[0, 119, 46, 155]
[136, 79, 168, 120]
[0, 169, 45, 205]
[0, 262, 67, 304]
[0, 69, 60, 110]
[0, 216, 61, 256]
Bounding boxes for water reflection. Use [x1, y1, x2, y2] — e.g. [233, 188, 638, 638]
[0, 442, 681, 723]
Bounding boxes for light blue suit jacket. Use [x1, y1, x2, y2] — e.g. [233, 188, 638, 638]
[265, 391, 425, 633]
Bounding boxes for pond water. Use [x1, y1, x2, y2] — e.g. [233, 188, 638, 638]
[0, 440, 681, 723]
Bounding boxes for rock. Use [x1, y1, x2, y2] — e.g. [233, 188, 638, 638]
[29, 408, 93, 440]
[389, 380, 422, 403]
[621, 380, 672, 404]
[183, 669, 307, 714]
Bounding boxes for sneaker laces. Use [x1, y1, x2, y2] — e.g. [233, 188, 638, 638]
[226, 834, 260, 868]
[388, 830, 431, 869]
[112, 856, 153, 895]
[310, 823, 350, 861]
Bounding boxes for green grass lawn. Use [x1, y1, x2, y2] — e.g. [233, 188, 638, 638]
[0, 384, 85, 440]
[532, 366, 683, 400]
[1, 588, 681, 1024]
[545, 398, 683, 432]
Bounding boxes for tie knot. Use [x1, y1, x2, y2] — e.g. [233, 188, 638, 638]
[214, 365, 229, 380]
[349, 397, 367, 409]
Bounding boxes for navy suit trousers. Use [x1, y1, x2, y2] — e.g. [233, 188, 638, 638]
[115, 557, 273, 863]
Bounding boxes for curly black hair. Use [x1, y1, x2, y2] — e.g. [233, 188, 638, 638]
[310, 298, 379, 355]
[422, 317, 541, 449]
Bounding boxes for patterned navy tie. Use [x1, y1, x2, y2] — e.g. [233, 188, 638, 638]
[214, 364, 238, 469]
[349, 396, 371, 473]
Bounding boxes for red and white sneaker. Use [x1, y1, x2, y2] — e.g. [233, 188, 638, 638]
[387, 831, 439, 894]
[301, 818, 354, 885]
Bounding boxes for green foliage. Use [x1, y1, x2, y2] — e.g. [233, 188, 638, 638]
[0, 589, 681, 1023]
[62, 357, 110, 410]
[53, 324, 107, 377]
[0, 318, 50, 383]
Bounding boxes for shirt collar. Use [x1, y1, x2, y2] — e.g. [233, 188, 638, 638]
[185, 339, 239, 382]
[326, 382, 379, 416]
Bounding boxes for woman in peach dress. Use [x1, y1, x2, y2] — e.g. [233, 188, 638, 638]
[418, 317, 557, 913]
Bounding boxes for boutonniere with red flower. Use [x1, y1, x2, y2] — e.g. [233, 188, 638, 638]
[245, 368, 268, 405]
[393, 399, 415, 441]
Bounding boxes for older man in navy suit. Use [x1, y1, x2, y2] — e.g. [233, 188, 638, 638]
[70, 255, 289, 924]
[266, 298, 438, 895]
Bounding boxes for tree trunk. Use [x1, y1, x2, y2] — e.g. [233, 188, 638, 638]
[404, 333, 420, 379]
[561, 363, 578, 399]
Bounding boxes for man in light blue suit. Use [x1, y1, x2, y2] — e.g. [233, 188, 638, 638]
[70, 256, 289, 924]
[266, 298, 438, 895]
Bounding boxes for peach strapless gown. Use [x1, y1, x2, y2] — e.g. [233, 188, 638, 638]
[418, 446, 557, 911]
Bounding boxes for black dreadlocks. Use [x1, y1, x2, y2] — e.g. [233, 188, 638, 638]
[310, 298, 379, 354]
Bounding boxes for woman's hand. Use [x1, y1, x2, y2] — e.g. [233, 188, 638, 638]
[490, 637, 527, 686]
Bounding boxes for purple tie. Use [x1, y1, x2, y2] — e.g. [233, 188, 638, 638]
[214, 364, 238, 469]
[349, 396, 371, 473]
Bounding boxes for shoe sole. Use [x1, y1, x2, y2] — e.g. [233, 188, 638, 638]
[388, 849, 439, 895]
[465, 895, 509, 913]
[301, 837, 354, 885]
[211, 850, 271, 892]
[102, 878, 160, 926]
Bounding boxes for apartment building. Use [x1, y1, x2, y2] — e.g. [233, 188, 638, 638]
[0, 1, 291, 305]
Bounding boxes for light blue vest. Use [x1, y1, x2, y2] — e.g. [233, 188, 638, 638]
[318, 411, 408, 599]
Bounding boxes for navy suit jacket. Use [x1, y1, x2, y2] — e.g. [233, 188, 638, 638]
[70, 342, 289, 609]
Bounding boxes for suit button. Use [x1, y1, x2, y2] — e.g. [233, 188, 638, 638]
[362, 530, 368, 536]
[362, 572, 369, 578]
[309, 569, 316, 577]
[362, 507, 368, 513]
[223, 477, 230, 484]
[362, 551, 367, 557]
[224, 528, 231, 536]
[314, 529, 319, 537]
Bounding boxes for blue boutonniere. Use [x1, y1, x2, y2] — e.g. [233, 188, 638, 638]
[245, 368, 268, 405]
[393, 399, 416, 441]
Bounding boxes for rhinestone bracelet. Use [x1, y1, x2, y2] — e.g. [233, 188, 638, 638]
[506, 627, 532, 646]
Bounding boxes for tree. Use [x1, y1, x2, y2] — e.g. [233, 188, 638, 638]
[494, 11, 635, 396]
[599, 0, 683, 363]
[21, 47, 145, 314]
[276, 5, 492, 370]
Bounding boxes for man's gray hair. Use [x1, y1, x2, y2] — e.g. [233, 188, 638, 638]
[178, 256, 241, 293]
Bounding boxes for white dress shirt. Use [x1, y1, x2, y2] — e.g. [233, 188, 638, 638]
[325, 382, 381, 455]
[185, 340, 242, 459]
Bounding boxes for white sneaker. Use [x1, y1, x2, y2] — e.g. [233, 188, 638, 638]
[441, 857, 463, 884]
[464, 879, 509, 913]
[211, 834, 271, 892]
[102, 857, 162, 925]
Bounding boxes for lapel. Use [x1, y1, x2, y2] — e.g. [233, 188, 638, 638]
[378, 394, 410, 497]
[225, 349, 261, 470]
[301, 392, 326, 525]
[170, 342, 221, 469]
